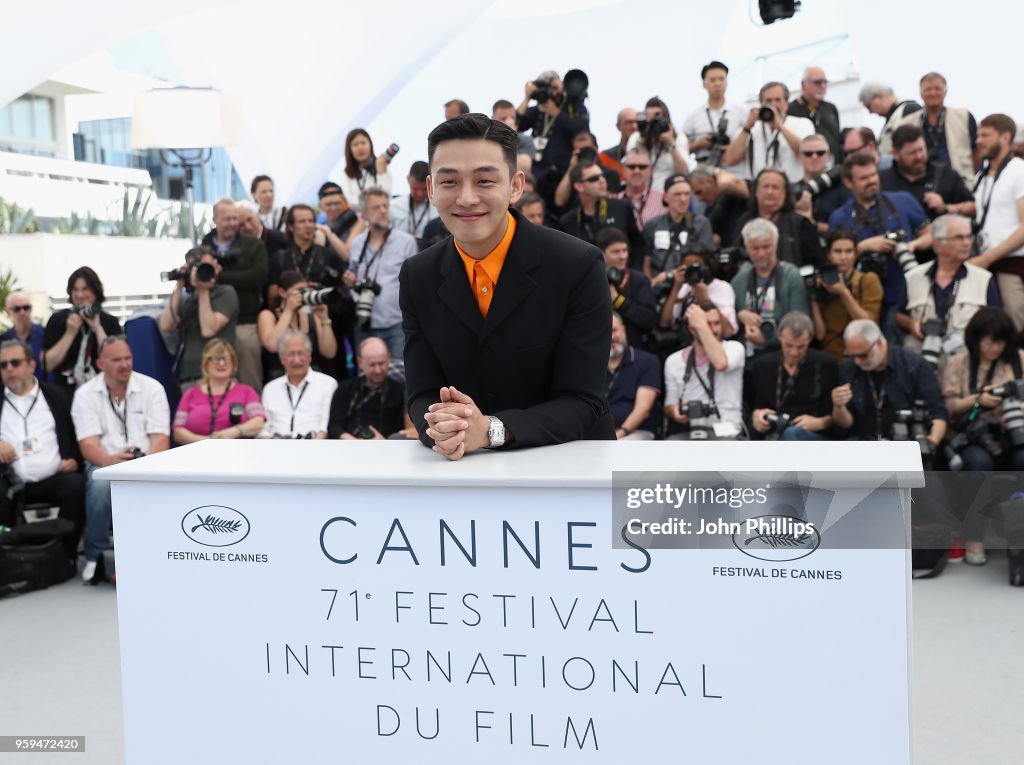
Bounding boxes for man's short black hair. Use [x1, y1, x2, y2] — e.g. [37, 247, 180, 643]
[427, 113, 519, 177]
[701, 60, 728, 80]
[841, 151, 878, 181]
[891, 125, 924, 151]
[826, 227, 857, 251]
[595, 227, 628, 252]
[569, 160, 598, 185]
[492, 99, 515, 113]
[408, 161, 429, 182]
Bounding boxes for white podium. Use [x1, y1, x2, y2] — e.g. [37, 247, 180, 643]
[101, 440, 921, 764]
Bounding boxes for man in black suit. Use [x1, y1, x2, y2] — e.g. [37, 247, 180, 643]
[400, 114, 615, 460]
[0, 340, 85, 558]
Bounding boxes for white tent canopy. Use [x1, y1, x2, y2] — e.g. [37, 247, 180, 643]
[4, 0, 1015, 205]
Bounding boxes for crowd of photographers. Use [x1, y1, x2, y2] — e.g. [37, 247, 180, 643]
[3, 59, 1024, 581]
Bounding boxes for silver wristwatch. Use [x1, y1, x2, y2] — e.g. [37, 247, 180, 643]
[486, 416, 506, 448]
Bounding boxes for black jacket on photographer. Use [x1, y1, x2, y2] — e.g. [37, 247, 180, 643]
[880, 159, 974, 221]
[642, 212, 715, 279]
[517, 99, 590, 184]
[268, 242, 347, 290]
[610, 268, 658, 349]
[41, 309, 122, 391]
[837, 345, 947, 440]
[737, 210, 825, 270]
[750, 347, 837, 438]
[200, 231, 268, 325]
[559, 198, 644, 268]
[326, 372, 405, 439]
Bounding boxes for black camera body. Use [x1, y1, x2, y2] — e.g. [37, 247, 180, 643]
[794, 167, 841, 198]
[352, 425, 376, 440]
[758, 105, 776, 123]
[637, 113, 670, 141]
[682, 399, 717, 420]
[717, 247, 749, 281]
[1, 463, 26, 501]
[606, 266, 624, 285]
[763, 411, 793, 440]
[533, 80, 552, 104]
[892, 400, 933, 456]
[990, 380, 1024, 448]
[684, 262, 710, 286]
[759, 316, 777, 342]
[353, 279, 383, 328]
[331, 209, 359, 237]
[919, 318, 945, 367]
[577, 146, 598, 165]
[71, 302, 102, 319]
[129, 447, 146, 460]
[229, 403, 244, 427]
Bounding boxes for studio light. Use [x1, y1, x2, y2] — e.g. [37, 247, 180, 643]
[759, 0, 802, 24]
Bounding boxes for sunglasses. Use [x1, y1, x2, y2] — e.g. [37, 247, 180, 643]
[8, 305, 32, 313]
[0, 358, 27, 370]
[806, 78, 828, 86]
[801, 150, 827, 158]
[581, 175, 605, 184]
[623, 163, 650, 171]
[844, 339, 878, 361]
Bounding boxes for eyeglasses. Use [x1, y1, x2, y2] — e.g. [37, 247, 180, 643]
[801, 150, 827, 158]
[0, 358, 26, 370]
[806, 78, 828, 86]
[581, 175, 605, 184]
[207, 355, 233, 365]
[844, 339, 878, 361]
[8, 305, 32, 313]
[939, 234, 973, 243]
[623, 163, 651, 171]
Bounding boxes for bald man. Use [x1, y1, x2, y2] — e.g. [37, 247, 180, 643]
[788, 66, 841, 159]
[327, 337, 411, 439]
[1, 291, 45, 379]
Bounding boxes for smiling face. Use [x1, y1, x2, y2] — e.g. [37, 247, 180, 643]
[755, 172, 788, 216]
[70, 277, 96, 307]
[800, 137, 831, 177]
[428, 138, 524, 257]
[0, 343, 34, 395]
[253, 179, 274, 212]
[920, 76, 947, 110]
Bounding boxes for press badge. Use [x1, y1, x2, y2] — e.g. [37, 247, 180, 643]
[534, 136, 548, 151]
[654, 230, 671, 250]
[677, 231, 689, 246]
[21, 437, 39, 456]
[943, 331, 965, 355]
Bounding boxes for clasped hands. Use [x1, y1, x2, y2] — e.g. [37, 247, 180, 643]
[424, 386, 491, 461]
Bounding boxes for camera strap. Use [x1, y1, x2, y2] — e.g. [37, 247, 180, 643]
[929, 270, 962, 328]
[972, 154, 1013, 235]
[345, 376, 388, 430]
[357, 229, 391, 283]
[855, 193, 899, 236]
[746, 266, 778, 314]
[775, 361, 801, 411]
[968, 358, 999, 395]
[683, 347, 716, 404]
[407, 196, 429, 235]
[206, 381, 233, 435]
[866, 373, 887, 441]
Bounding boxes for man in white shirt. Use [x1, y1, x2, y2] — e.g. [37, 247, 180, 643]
[0, 340, 86, 558]
[260, 331, 337, 439]
[389, 161, 438, 243]
[970, 114, 1024, 330]
[683, 61, 747, 175]
[71, 336, 170, 581]
[722, 82, 815, 184]
[663, 302, 746, 439]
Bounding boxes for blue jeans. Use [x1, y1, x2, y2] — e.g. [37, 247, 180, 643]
[356, 324, 405, 360]
[779, 426, 828, 441]
[84, 463, 113, 562]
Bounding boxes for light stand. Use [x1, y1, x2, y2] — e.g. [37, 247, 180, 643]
[159, 148, 211, 245]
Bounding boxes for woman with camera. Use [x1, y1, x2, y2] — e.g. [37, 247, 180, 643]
[257, 270, 337, 383]
[41, 266, 122, 391]
[811, 228, 883, 360]
[625, 97, 689, 191]
[942, 307, 1024, 565]
[339, 129, 394, 211]
[736, 168, 823, 269]
[658, 244, 737, 339]
[172, 339, 265, 444]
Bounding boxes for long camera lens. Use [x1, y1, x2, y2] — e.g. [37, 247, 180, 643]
[300, 287, 335, 306]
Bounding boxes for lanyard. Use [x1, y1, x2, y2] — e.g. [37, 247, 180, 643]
[748, 268, 776, 314]
[683, 348, 716, 404]
[207, 382, 233, 435]
[107, 387, 129, 441]
[286, 380, 310, 434]
[4, 387, 41, 438]
[406, 197, 429, 235]
[357, 229, 391, 283]
[931, 272, 962, 326]
[867, 374, 887, 441]
[775, 362, 800, 412]
[973, 155, 1013, 233]
[705, 107, 727, 134]
[923, 108, 945, 148]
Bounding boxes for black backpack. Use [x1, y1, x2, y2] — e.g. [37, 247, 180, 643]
[0, 519, 76, 597]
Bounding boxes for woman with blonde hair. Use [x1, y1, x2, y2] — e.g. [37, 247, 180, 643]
[172, 339, 265, 444]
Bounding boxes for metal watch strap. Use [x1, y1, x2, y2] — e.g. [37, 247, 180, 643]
[486, 415, 506, 448]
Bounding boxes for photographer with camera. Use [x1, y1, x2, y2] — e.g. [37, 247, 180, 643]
[390, 161, 439, 243]
[810, 229, 883, 360]
[516, 69, 590, 185]
[327, 337, 409, 440]
[42, 267, 121, 392]
[738, 168, 824, 269]
[172, 338, 265, 445]
[259, 330, 337, 439]
[159, 246, 239, 391]
[553, 131, 622, 211]
[750, 312, 837, 441]
[858, 81, 922, 155]
[663, 301, 745, 439]
[659, 243, 737, 340]
[731, 219, 810, 362]
[828, 153, 931, 342]
[898, 214, 999, 370]
[257, 270, 338, 383]
[794, 134, 849, 236]
[344, 188, 418, 360]
[339, 129, 395, 210]
[625, 97, 689, 192]
[601, 108, 638, 166]
[559, 161, 642, 265]
[316, 182, 365, 259]
[683, 61, 746, 172]
[71, 335, 169, 582]
[200, 199, 268, 391]
[688, 165, 749, 248]
[0, 339, 85, 562]
[596, 229, 657, 349]
[643, 174, 714, 293]
[831, 319, 947, 449]
[614, 147, 664, 229]
[722, 82, 815, 184]
[270, 203, 349, 289]
[607, 312, 661, 440]
[880, 125, 975, 221]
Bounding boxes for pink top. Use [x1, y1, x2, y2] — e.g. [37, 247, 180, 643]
[173, 383, 265, 436]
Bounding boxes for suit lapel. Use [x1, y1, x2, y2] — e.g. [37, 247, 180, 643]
[480, 220, 540, 343]
[437, 240, 485, 336]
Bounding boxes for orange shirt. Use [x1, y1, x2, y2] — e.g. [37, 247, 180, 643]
[456, 211, 516, 318]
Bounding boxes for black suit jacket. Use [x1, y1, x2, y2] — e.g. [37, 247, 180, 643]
[400, 208, 616, 449]
[0, 381, 82, 470]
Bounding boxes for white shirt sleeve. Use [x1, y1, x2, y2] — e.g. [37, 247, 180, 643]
[71, 386, 102, 442]
[663, 351, 685, 406]
[144, 380, 171, 435]
[724, 340, 747, 372]
[318, 377, 338, 434]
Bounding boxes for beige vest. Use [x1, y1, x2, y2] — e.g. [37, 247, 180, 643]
[904, 261, 991, 372]
[897, 107, 975, 186]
